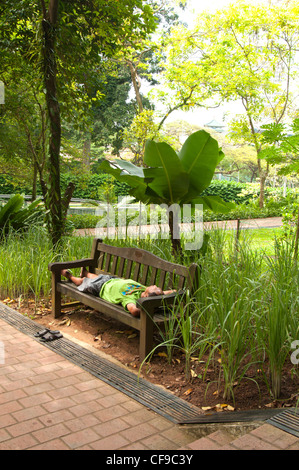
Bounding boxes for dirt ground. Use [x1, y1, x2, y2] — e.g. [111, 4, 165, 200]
[3, 296, 298, 413]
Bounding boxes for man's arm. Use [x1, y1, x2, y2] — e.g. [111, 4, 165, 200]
[126, 303, 141, 317]
[162, 289, 176, 295]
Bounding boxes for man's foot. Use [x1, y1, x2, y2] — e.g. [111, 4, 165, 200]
[61, 269, 72, 279]
[80, 267, 88, 278]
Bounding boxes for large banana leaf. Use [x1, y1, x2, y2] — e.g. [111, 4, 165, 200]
[99, 159, 150, 203]
[0, 194, 24, 226]
[192, 195, 235, 213]
[144, 140, 190, 203]
[100, 130, 233, 212]
[179, 130, 224, 196]
[0, 194, 44, 235]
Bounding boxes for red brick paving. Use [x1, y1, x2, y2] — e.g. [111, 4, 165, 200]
[0, 316, 298, 451]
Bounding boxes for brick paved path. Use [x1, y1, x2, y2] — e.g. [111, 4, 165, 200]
[75, 217, 283, 238]
[0, 315, 298, 451]
[0, 318, 200, 450]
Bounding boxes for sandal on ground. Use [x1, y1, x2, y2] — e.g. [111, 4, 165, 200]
[40, 331, 63, 342]
[34, 328, 60, 338]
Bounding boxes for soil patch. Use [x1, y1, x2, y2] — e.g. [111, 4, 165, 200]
[3, 297, 298, 413]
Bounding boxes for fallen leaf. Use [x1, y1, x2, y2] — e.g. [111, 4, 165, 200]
[157, 352, 168, 358]
[59, 317, 71, 326]
[128, 333, 137, 339]
[202, 406, 212, 411]
[184, 388, 193, 396]
[115, 330, 124, 334]
[215, 404, 224, 412]
[227, 405, 235, 411]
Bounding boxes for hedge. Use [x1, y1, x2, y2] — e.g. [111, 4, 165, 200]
[201, 180, 252, 204]
[0, 173, 130, 200]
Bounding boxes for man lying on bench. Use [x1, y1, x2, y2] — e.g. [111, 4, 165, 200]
[61, 268, 176, 317]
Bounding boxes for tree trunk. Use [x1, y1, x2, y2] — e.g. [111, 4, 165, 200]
[40, 0, 74, 245]
[128, 61, 143, 113]
[293, 203, 299, 261]
[259, 174, 267, 209]
[32, 161, 37, 202]
[42, 13, 62, 245]
[83, 137, 91, 171]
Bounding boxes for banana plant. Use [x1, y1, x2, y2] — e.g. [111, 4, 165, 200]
[0, 194, 44, 237]
[100, 130, 234, 255]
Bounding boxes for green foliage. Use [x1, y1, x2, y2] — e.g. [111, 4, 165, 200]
[100, 130, 235, 254]
[201, 180, 252, 204]
[67, 214, 100, 230]
[0, 175, 33, 196]
[260, 119, 299, 176]
[0, 194, 44, 236]
[101, 130, 234, 208]
[0, 173, 130, 200]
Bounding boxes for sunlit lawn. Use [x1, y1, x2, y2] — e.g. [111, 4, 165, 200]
[242, 227, 284, 255]
[225, 227, 284, 256]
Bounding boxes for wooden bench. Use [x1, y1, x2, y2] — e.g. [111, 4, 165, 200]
[48, 239, 200, 360]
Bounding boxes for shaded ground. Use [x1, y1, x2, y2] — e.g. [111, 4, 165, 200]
[4, 295, 298, 415]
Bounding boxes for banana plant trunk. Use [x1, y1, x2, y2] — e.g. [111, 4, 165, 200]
[169, 209, 183, 259]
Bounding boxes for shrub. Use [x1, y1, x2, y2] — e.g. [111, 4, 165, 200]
[201, 180, 252, 204]
[0, 194, 44, 237]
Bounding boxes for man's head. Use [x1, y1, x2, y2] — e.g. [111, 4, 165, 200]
[141, 285, 163, 298]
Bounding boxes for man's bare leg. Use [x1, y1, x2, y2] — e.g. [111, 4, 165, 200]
[80, 267, 98, 279]
[61, 269, 83, 287]
[61, 268, 99, 287]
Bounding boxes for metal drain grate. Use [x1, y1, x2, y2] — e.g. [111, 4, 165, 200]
[267, 409, 299, 438]
[0, 303, 202, 424]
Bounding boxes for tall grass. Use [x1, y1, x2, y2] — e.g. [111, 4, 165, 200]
[0, 224, 298, 402]
[0, 226, 93, 301]
[150, 227, 299, 401]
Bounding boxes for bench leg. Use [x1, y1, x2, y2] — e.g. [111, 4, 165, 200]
[139, 310, 154, 361]
[51, 273, 62, 318]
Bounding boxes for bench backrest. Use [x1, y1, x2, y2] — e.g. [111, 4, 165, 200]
[90, 239, 199, 293]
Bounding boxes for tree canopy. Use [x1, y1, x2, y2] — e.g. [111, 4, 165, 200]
[0, 0, 157, 244]
[154, 0, 299, 205]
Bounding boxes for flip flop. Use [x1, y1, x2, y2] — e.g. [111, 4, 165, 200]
[40, 332, 63, 342]
[34, 328, 60, 338]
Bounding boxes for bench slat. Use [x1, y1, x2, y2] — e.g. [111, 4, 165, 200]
[140, 264, 149, 286]
[118, 257, 125, 278]
[125, 259, 133, 279]
[133, 262, 141, 282]
[104, 253, 111, 272]
[149, 267, 158, 285]
[158, 270, 166, 290]
[111, 256, 118, 275]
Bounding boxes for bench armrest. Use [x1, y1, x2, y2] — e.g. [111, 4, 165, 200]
[136, 290, 185, 311]
[48, 258, 97, 272]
